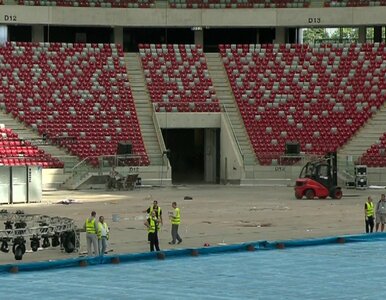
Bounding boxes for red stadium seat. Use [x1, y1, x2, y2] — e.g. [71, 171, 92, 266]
[0, 126, 63, 167]
[220, 42, 386, 165]
[0, 42, 149, 167]
[139, 44, 221, 113]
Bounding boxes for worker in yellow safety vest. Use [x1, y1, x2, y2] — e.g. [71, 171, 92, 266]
[168, 202, 182, 245]
[84, 211, 99, 256]
[365, 196, 374, 233]
[143, 200, 163, 242]
[98, 216, 109, 255]
[144, 210, 160, 252]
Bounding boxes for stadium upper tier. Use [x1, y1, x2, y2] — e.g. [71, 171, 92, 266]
[9, 0, 386, 7]
[168, 0, 310, 9]
[324, 0, 386, 7]
[17, 0, 155, 7]
[220, 43, 386, 165]
[0, 126, 64, 167]
[0, 42, 149, 167]
[139, 44, 220, 113]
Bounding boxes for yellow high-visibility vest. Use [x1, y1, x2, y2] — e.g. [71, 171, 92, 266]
[148, 218, 156, 233]
[85, 218, 96, 234]
[98, 222, 109, 239]
[150, 206, 161, 217]
[171, 208, 180, 225]
[366, 202, 374, 217]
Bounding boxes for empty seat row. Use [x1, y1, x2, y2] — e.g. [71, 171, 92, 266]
[139, 44, 221, 113]
[0, 125, 63, 167]
[220, 43, 386, 165]
[361, 133, 386, 167]
[0, 42, 149, 167]
[324, 0, 386, 7]
[17, 0, 154, 7]
[169, 0, 310, 8]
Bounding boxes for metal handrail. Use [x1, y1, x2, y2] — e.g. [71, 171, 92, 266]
[222, 104, 244, 163]
[152, 103, 170, 168]
[70, 154, 142, 173]
[65, 154, 143, 188]
[71, 156, 90, 172]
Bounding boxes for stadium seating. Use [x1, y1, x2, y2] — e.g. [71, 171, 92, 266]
[324, 0, 386, 7]
[361, 134, 386, 167]
[0, 126, 63, 167]
[139, 44, 220, 112]
[220, 43, 386, 165]
[169, 0, 310, 8]
[0, 42, 149, 167]
[17, 0, 154, 8]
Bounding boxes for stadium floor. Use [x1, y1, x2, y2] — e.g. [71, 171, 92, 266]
[0, 184, 376, 264]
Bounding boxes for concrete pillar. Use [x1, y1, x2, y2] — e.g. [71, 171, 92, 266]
[298, 28, 304, 44]
[32, 25, 44, 43]
[204, 128, 217, 183]
[194, 30, 203, 45]
[275, 27, 285, 43]
[358, 26, 366, 43]
[374, 26, 382, 42]
[113, 26, 123, 45]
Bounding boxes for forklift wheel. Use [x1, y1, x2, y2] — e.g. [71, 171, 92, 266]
[331, 188, 343, 200]
[305, 189, 315, 200]
[295, 192, 302, 199]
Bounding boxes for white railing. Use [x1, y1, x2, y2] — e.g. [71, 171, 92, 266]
[222, 104, 244, 165]
[64, 154, 143, 188]
[152, 103, 171, 169]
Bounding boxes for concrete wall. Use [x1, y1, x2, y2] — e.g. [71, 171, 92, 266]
[156, 112, 243, 182]
[220, 114, 243, 183]
[0, 6, 385, 27]
[42, 168, 66, 190]
[156, 112, 221, 128]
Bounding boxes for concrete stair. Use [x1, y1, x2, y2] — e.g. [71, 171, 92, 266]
[125, 52, 163, 166]
[339, 104, 386, 157]
[337, 104, 386, 184]
[205, 53, 257, 166]
[0, 109, 81, 188]
[0, 110, 79, 165]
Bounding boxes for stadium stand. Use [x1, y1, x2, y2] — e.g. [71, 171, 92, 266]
[324, 0, 386, 7]
[220, 43, 386, 165]
[139, 44, 221, 113]
[17, 0, 154, 8]
[361, 134, 386, 166]
[0, 126, 64, 167]
[0, 42, 149, 167]
[169, 0, 310, 8]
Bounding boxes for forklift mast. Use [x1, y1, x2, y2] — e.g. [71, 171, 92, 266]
[327, 152, 337, 186]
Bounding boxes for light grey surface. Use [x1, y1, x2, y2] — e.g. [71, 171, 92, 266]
[27, 166, 42, 203]
[0, 185, 374, 264]
[11, 166, 27, 204]
[0, 166, 10, 204]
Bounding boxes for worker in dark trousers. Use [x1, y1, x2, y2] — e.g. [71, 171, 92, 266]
[143, 200, 163, 242]
[144, 210, 160, 252]
[365, 196, 374, 233]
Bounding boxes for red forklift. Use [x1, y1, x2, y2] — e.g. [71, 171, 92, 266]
[294, 152, 343, 200]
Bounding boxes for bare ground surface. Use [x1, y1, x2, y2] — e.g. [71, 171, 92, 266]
[0, 185, 377, 264]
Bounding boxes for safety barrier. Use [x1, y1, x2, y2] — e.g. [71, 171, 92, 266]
[2, 232, 386, 274]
